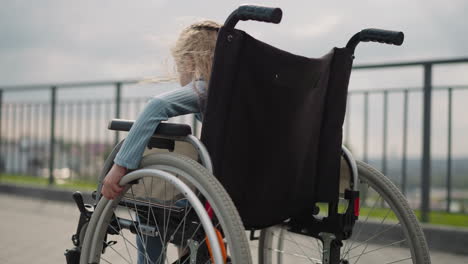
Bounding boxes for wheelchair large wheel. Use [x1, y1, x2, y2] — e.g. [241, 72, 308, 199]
[80, 153, 252, 264]
[258, 160, 431, 264]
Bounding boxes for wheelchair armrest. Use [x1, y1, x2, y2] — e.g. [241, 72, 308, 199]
[108, 119, 192, 137]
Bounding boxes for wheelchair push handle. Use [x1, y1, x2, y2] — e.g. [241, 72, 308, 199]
[346, 28, 405, 53]
[360, 28, 404, 46]
[225, 5, 282, 29]
[237, 5, 282, 24]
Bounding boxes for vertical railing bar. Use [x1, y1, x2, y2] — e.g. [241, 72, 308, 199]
[114, 82, 122, 146]
[12, 104, 18, 173]
[94, 101, 100, 178]
[70, 102, 75, 179]
[402, 89, 409, 196]
[7, 103, 12, 174]
[363, 92, 369, 163]
[29, 103, 32, 175]
[131, 97, 136, 118]
[69, 102, 76, 181]
[99, 101, 105, 160]
[421, 63, 432, 223]
[62, 103, 67, 173]
[23, 104, 29, 174]
[36, 103, 41, 176]
[0, 89, 2, 173]
[139, 97, 145, 115]
[16, 103, 21, 174]
[21, 103, 25, 175]
[20, 103, 25, 175]
[58, 103, 63, 174]
[49, 86, 57, 185]
[446, 87, 453, 212]
[107, 100, 112, 147]
[345, 94, 351, 146]
[26, 102, 35, 175]
[4, 103, 9, 173]
[77, 101, 81, 178]
[80, 101, 85, 179]
[60, 102, 66, 175]
[383, 91, 388, 176]
[9, 103, 13, 173]
[23, 104, 28, 174]
[36, 103, 42, 177]
[26, 104, 31, 174]
[85, 101, 92, 178]
[35, 103, 40, 177]
[17, 103, 22, 174]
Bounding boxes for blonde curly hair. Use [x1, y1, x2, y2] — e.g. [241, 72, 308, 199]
[171, 20, 221, 83]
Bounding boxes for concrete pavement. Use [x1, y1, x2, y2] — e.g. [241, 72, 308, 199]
[0, 193, 466, 264]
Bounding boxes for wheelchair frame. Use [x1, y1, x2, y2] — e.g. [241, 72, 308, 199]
[65, 5, 431, 264]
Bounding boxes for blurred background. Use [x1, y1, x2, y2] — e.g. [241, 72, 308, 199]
[0, 0, 467, 262]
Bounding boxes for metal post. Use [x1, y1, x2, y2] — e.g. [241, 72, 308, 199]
[345, 95, 351, 145]
[49, 86, 57, 185]
[12, 104, 18, 173]
[363, 92, 369, 163]
[86, 101, 92, 177]
[0, 89, 3, 165]
[19, 104, 24, 174]
[446, 87, 453, 212]
[383, 91, 388, 176]
[114, 83, 122, 146]
[4, 103, 9, 173]
[421, 63, 432, 223]
[402, 90, 409, 196]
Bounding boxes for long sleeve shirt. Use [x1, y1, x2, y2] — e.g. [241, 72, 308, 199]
[114, 80, 206, 169]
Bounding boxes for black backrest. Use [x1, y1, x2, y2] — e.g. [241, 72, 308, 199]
[201, 27, 353, 229]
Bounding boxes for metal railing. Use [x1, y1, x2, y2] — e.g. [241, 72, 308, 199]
[1, 57, 468, 222]
[348, 57, 468, 221]
[0, 80, 198, 184]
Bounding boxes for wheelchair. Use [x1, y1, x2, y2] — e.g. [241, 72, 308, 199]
[65, 5, 431, 264]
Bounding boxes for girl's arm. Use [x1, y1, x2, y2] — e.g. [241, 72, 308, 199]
[114, 80, 203, 169]
[102, 80, 203, 200]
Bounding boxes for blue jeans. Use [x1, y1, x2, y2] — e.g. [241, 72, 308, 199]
[136, 232, 165, 264]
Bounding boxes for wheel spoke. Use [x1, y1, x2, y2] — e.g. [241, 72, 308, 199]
[346, 221, 400, 252]
[385, 256, 413, 263]
[252, 243, 322, 263]
[348, 239, 408, 261]
[268, 229, 321, 254]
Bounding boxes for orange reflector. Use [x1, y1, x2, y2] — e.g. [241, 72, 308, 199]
[206, 228, 227, 263]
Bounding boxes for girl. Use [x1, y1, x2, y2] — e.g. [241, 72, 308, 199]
[101, 20, 221, 263]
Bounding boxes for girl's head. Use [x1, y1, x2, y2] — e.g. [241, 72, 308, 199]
[171, 20, 221, 86]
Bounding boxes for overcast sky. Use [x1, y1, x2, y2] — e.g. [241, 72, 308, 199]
[1, 0, 467, 86]
[1, 0, 468, 158]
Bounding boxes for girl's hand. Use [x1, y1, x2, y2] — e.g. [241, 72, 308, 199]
[101, 164, 127, 200]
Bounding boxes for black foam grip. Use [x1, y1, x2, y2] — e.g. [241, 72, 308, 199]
[108, 119, 192, 137]
[237, 5, 282, 24]
[360, 28, 404, 46]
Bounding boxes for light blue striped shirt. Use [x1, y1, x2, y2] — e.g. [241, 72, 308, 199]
[114, 80, 205, 169]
